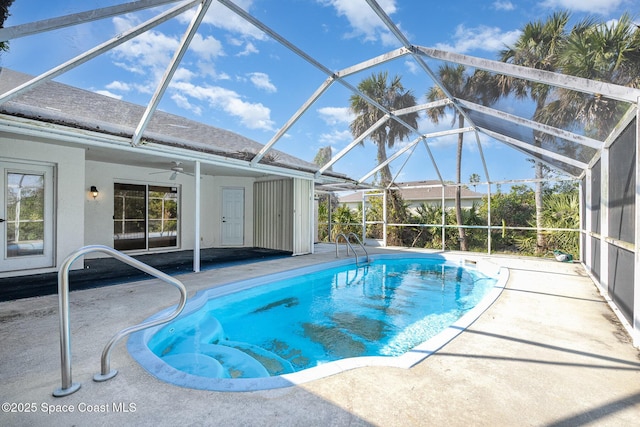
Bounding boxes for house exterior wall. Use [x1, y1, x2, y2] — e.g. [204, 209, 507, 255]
[84, 160, 256, 255]
[207, 175, 255, 248]
[1, 136, 299, 278]
[1, 136, 85, 277]
[1, 118, 312, 278]
[406, 198, 480, 212]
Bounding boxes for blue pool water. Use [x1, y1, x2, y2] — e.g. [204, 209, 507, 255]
[129, 254, 506, 391]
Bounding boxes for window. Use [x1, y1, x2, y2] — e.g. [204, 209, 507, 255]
[113, 183, 179, 251]
[6, 172, 45, 257]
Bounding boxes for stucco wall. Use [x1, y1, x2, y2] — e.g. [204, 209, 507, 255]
[84, 161, 255, 255]
[207, 176, 255, 247]
[1, 136, 85, 275]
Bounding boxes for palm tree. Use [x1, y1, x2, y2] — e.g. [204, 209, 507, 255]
[469, 173, 481, 191]
[0, 0, 14, 52]
[498, 10, 571, 255]
[349, 72, 418, 245]
[551, 13, 640, 139]
[313, 146, 332, 171]
[313, 146, 335, 241]
[349, 72, 418, 185]
[425, 65, 498, 251]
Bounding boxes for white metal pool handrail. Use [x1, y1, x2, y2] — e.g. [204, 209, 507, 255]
[53, 244, 187, 397]
[335, 232, 370, 266]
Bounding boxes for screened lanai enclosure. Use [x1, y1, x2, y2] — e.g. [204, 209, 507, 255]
[0, 2, 638, 344]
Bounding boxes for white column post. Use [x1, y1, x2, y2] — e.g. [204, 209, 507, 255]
[600, 146, 610, 298]
[583, 169, 592, 272]
[487, 183, 492, 255]
[193, 160, 201, 273]
[441, 185, 446, 251]
[361, 191, 366, 243]
[383, 189, 388, 247]
[634, 102, 640, 346]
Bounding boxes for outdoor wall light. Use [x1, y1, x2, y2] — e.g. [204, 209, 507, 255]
[90, 186, 99, 199]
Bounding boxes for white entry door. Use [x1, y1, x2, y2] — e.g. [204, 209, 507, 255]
[0, 160, 55, 272]
[221, 187, 244, 246]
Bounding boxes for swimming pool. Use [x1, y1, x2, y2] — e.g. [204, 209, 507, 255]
[128, 253, 507, 391]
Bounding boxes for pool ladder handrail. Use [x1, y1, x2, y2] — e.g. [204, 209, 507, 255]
[335, 232, 370, 266]
[53, 244, 187, 397]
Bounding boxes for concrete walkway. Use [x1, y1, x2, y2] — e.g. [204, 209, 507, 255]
[1, 247, 639, 426]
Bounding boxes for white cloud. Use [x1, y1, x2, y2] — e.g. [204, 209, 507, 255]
[170, 81, 275, 130]
[247, 72, 276, 93]
[320, 0, 398, 44]
[111, 17, 179, 75]
[109, 15, 232, 105]
[539, 0, 623, 14]
[317, 106, 353, 125]
[435, 24, 521, 54]
[319, 129, 353, 146]
[113, 17, 179, 65]
[95, 90, 122, 100]
[179, 0, 267, 40]
[226, 37, 260, 56]
[173, 67, 196, 82]
[404, 59, 419, 75]
[493, 1, 515, 11]
[171, 92, 202, 116]
[188, 34, 224, 61]
[197, 62, 231, 80]
[236, 41, 259, 57]
[105, 81, 131, 92]
[417, 114, 452, 136]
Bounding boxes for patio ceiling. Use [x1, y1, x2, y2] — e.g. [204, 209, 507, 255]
[0, 0, 637, 190]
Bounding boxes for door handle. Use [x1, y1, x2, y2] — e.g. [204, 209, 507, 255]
[0, 218, 5, 223]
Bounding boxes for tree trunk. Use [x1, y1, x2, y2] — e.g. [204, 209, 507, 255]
[456, 114, 468, 251]
[377, 136, 392, 185]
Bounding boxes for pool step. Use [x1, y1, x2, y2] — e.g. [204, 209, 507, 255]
[220, 340, 295, 376]
[198, 344, 270, 378]
[162, 353, 226, 378]
[157, 313, 297, 379]
[161, 341, 295, 379]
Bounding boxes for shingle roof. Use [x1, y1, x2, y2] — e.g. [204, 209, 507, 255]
[0, 68, 332, 176]
[339, 180, 484, 203]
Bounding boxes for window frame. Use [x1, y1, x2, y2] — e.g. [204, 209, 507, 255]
[113, 182, 180, 252]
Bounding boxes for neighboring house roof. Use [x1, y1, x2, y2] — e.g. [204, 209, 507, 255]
[0, 68, 345, 179]
[338, 180, 484, 203]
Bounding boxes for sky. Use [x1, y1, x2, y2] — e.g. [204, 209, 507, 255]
[2, 0, 638, 190]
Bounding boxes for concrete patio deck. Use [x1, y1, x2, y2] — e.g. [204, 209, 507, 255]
[1, 246, 639, 426]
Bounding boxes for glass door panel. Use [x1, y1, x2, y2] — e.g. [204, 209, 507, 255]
[113, 183, 147, 251]
[113, 183, 179, 251]
[1, 161, 54, 272]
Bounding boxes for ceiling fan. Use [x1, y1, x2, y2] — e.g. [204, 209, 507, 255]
[149, 161, 194, 180]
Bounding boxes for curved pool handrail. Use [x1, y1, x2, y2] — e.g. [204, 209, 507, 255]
[335, 232, 369, 266]
[53, 244, 187, 397]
